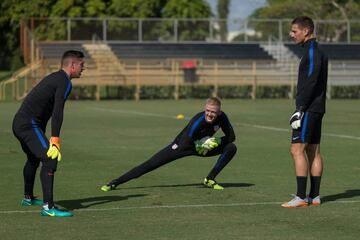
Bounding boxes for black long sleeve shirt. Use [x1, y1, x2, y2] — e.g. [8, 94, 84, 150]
[18, 69, 72, 137]
[296, 38, 328, 113]
[173, 111, 235, 150]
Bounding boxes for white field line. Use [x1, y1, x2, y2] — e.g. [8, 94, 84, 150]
[89, 107, 360, 141]
[237, 123, 360, 140]
[1, 199, 360, 214]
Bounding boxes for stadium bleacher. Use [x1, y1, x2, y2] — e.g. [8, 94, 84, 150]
[37, 42, 96, 72]
[108, 43, 274, 60]
[285, 43, 360, 60]
[38, 42, 92, 60]
[34, 41, 360, 93]
[37, 42, 273, 61]
[38, 42, 360, 62]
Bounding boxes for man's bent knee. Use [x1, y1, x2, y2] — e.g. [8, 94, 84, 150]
[224, 143, 237, 154]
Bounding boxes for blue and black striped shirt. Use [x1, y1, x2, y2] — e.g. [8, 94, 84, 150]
[18, 70, 72, 137]
[296, 38, 328, 113]
[173, 111, 235, 150]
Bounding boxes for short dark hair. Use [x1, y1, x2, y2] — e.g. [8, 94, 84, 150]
[292, 16, 314, 34]
[61, 50, 84, 66]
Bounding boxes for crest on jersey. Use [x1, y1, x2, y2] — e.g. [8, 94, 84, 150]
[214, 125, 220, 131]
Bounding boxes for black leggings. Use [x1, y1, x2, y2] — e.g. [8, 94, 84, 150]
[109, 142, 237, 186]
[13, 113, 57, 208]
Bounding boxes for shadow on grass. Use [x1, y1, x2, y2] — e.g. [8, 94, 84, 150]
[322, 189, 360, 203]
[123, 182, 254, 189]
[56, 194, 147, 210]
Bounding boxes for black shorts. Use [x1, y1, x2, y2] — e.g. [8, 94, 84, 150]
[291, 112, 324, 144]
[12, 112, 58, 171]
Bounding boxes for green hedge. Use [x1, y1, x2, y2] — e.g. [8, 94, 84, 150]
[218, 86, 252, 98]
[331, 86, 360, 98]
[179, 85, 214, 99]
[68, 85, 360, 100]
[103, 86, 136, 99]
[70, 86, 97, 100]
[256, 86, 291, 99]
[141, 86, 174, 99]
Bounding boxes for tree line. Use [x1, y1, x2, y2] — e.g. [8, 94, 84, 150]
[0, 0, 220, 71]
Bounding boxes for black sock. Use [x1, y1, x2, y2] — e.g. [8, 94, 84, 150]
[296, 176, 307, 199]
[40, 166, 55, 208]
[309, 176, 321, 198]
[23, 160, 39, 198]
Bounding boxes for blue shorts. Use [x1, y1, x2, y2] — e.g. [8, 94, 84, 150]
[291, 112, 324, 144]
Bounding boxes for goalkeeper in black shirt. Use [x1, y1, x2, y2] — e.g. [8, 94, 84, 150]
[12, 50, 85, 217]
[101, 97, 237, 192]
[282, 16, 328, 208]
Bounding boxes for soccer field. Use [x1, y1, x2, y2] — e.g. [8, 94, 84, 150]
[0, 99, 359, 240]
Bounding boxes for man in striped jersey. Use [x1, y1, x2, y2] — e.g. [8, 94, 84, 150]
[282, 16, 328, 208]
[12, 50, 85, 216]
[101, 97, 236, 191]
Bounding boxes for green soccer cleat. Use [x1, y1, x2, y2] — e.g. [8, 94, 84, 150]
[101, 184, 116, 192]
[21, 198, 44, 207]
[40, 207, 73, 217]
[203, 178, 224, 190]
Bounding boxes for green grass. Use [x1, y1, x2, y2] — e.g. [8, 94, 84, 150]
[0, 99, 359, 239]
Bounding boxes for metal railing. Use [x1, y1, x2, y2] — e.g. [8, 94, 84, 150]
[0, 61, 43, 101]
[24, 17, 360, 43]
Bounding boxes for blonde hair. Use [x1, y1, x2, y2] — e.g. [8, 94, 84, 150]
[206, 97, 221, 107]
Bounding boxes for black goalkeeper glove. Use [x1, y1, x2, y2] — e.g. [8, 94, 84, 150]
[289, 108, 304, 130]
